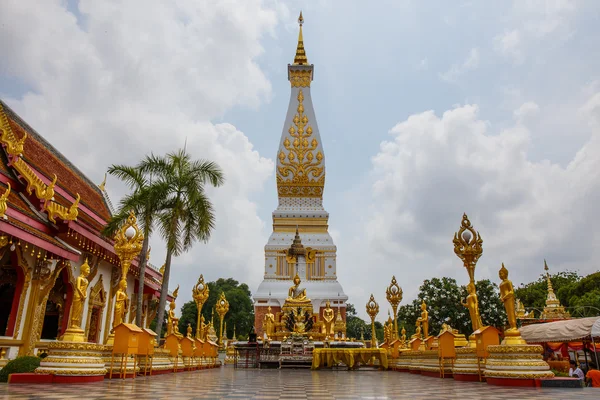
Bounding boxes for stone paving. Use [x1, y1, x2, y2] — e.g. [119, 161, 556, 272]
[2, 367, 597, 399]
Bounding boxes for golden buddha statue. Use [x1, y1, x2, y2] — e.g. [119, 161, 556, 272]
[70, 260, 90, 329]
[287, 273, 307, 302]
[263, 306, 275, 338]
[167, 301, 182, 338]
[112, 279, 128, 331]
[417, 300, 429, 338]
[412, 324, 421, 340]
[186, 323, 193, 339]
[499, 263, 526, 345]
[461, 282, 483, 332]
[401, 327, 407, 348]
[198, 315, 207, 340]
[322, 300, 334, 335]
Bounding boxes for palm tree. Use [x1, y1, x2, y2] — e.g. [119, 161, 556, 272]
[138, 149, 224, 338]
[102, 165, 167, 327]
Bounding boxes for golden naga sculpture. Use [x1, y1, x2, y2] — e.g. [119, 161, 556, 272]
[453, 213, 483, 285]
[12, 157, 56, 202]
[462, 282, 483, 332]
[417, 300, 429, 338]
[0, 182, 10, 219]
[386, 276, 403, 341]
[45, 193, 80, 223]
[167, 285, 182, 338]
[192, 274, 210, 339]
[112, 279, 128, 331]
[263, 306, 275, 338]
[0, 105, 27, 156]
[287, 273, 308, 302]
[499, 263, 526, 345]
[70, 259, 90, 329]
[322, 300, 334, 336]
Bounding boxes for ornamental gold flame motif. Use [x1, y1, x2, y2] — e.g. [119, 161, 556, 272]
[277, 89, 324, 198]
[453, 213, 483, 285]
[192, 274, 210, 339]
[113, 210, 144, 278]
[386, 276, 403, 341]
[215, 292, 229, 347]
[366, 294, 379, 347]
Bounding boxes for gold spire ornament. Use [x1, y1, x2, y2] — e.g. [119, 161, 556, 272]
[192, 274, 210, 339]
[453, 213, 483, 285]
[293, 12, 308, 65]
[385, 276, 403, 341]
[113, 210, 144, 279]
[366, 294, 379, 348]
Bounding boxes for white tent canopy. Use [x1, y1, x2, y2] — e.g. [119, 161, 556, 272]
[520, 317, 600, 343]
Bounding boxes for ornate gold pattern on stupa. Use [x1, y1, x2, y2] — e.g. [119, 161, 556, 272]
[277, 89, 324, 198]
[540, 260, 570, 320]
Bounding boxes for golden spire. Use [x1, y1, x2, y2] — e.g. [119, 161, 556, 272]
[98, 172, 107, 191]
[293, 11, 308, 65]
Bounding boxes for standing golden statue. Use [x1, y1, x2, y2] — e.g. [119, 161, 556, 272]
[113, 279, 129, 331]
[385, 276, 403, 341]
[498, 263, 526, 345]
[263, 306, 275, 338]
[167, 285, 182, 338]
[461, 282, 483, 332]
[366, 294, 379, 347]
[192, 274, 210, 339]
[400, 327, 407, 348]
[322, 300, 334, 336]
[186, 323, 193, 339]
[61, 260, 90, 342]
[417, 300, 429, 338]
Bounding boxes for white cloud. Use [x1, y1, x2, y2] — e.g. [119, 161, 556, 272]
[494, 30, 523, 64]
[0, 0, 279, 305]
[439, 48, 479, 83]
[346, 90, 600, 319]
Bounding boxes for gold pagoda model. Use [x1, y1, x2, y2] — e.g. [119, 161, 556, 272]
[539, 260, 570, 320]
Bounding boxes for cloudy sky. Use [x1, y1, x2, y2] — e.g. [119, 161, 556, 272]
[1, 0, 600, 320]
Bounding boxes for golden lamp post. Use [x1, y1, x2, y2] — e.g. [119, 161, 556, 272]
[192, 274, 210, 339]
[106, 210, 144, 345]
[366, 294, 379, 348]
[385, 276, 403, 341]
[215, 292, 229, 348]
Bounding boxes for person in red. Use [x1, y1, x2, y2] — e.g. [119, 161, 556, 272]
[586, 365, 600, 388]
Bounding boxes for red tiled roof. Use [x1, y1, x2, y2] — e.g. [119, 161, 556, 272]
[4, 106, 112, 222]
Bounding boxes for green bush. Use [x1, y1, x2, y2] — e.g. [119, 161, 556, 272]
[0, 356, 41, 383]
[551, 369, 570, 377]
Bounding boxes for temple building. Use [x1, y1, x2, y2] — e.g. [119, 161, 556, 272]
[253, 14, 348, 336]
[0, 100, 165, 360]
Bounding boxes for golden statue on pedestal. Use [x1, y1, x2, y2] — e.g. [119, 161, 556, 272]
[199, 315, 207, 340]
[167, 286, 183, 338]
[499, 263, 526, 345]
[112, 279, 128, 331]
[322, 300, 334, 336]
[70, 260, 90, 329]
[400, 327, 407, 348]
[287, 273, 307, 302]
[462, 282, 483, 332]
[263, 306, 275, 338]
[187, 323, 193, 339]
[417, 300, 429, 338]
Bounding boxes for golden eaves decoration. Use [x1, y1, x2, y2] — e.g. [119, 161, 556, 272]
[290, 70, 312, 88]
[44, 194, 80, 223]
[277, 89, 324, 198]
[0, 104, 27, 156]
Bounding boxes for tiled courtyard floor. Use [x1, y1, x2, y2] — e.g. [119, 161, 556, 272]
[2, 367, 597, 399]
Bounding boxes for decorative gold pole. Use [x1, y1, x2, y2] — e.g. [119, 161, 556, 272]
[385, 276, 403, 341]
[192, 274, 209, 339]
[106, 210, 144, 345]
[453, 213, 484, 346]
[215, 292, 229, 349]
[366, 294, 379, 348]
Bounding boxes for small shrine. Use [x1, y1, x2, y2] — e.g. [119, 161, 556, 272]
[539, 260, 570, 320]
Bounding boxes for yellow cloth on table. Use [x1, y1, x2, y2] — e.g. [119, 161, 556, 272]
[311, 348, 388, 370]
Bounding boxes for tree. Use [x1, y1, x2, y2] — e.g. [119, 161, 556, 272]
[514, 270, 581, 316]
[397, 277, 506, 338]
[102, 164, 166, 326]
[177, 278, 254, 339]
[141, 149, 224, 338]
[558, 272, 600, 317]
[345, 303, 383, 342]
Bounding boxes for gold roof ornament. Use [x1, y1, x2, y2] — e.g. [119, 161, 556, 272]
[293, 11, 308, 65]
[98, 172, 107, 192]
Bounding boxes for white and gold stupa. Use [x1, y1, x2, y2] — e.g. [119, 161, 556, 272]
[253, 13, 347, 337]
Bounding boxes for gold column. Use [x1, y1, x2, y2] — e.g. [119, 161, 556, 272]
[106, 210, 144, 345]
[385, 276, 403, 341]
[453, 213, 483, 345]
[192, 274, 209, 339]
[366, 294, 379, 348]
[215, 292, 229, 349]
